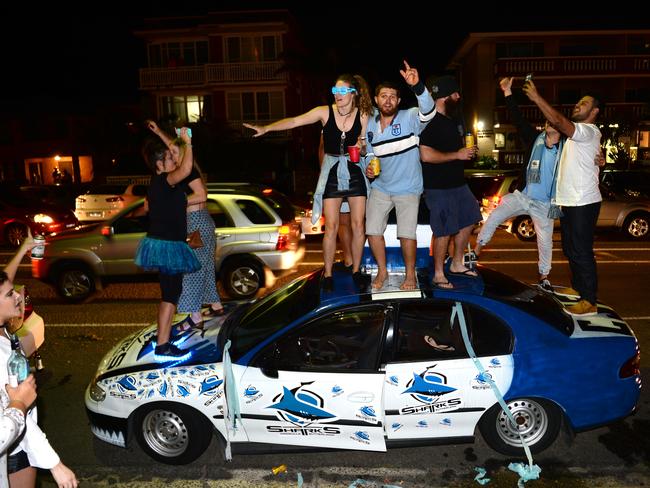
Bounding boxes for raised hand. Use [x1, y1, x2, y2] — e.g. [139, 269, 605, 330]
[399, 60, 419, 87]
[146, 120, 159, 133]
[499, 77, 513, 96]
[243, 122, 267, 137]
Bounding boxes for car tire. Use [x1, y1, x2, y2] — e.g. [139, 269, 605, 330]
[513, 216, 537, 241]
[4, 223, 28, 248]
[479, 398, 562, 456]
[55, 263, 96, 302]
[221, 259, 264, 299]
[622, 212, 650, 240]
[134, 402, 213, 465]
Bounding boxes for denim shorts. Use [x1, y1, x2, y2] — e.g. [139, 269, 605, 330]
[424, 185, 482, 237]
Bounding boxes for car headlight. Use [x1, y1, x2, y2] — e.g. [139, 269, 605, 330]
[89, 379, 106, 402]
[33, 214, 54, 224]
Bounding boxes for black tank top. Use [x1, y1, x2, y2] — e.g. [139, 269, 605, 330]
[322, 105, 362, 155]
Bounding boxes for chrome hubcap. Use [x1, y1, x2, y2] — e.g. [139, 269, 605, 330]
[231, 267, 260, 295]
[628, 217, 648, 238]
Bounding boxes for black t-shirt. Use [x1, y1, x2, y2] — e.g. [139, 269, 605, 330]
[147, 173, 187, 241]
[180, 167, 201, 195]
[420, 113, 466, 189]
[322, 105, 362, 155]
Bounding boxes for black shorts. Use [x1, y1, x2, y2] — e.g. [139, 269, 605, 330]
[160, 273, 183, 304]
[8, 450, 30, 474]
[323, 162, 366, 199]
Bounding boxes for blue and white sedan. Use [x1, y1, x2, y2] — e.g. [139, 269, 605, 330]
[85, 267, 640, 465]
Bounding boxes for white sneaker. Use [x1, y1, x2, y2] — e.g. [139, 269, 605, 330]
[537, 279, 553, 293]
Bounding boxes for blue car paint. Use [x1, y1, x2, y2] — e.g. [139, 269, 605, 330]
[455, 292, 640, 431]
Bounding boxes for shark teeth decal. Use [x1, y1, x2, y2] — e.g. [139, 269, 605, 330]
[90, 426, 126, 447]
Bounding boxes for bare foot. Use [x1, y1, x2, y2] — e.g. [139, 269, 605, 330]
[400, 275, 417, 290]
[372, 270, 388, 290]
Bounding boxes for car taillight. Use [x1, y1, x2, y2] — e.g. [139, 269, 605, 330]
[276, 224, 291, 251]
[620, 349, 641, 378]
[105, 196, 124, 202]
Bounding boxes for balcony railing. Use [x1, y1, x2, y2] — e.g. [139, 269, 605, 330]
[495, 55, 650, 78]
[495, 102, 648, 125]
[139, 62, 288, 89]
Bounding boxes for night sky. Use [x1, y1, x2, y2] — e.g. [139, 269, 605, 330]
[1, 6, 646, 111]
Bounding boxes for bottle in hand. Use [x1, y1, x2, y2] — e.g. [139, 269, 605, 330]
[7, 335, 30, 387]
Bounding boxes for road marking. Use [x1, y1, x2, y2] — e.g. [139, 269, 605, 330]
[300, 260, 650, 266]
[48, 323, 149, 327]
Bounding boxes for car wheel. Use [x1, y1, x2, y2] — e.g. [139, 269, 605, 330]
[221, 259, 263, 299]
[134, 402, 212, 465]
[623, 213, 650, 240]
[479, 398, 562, 456]
[5, 223, 28, 248]
[513, 216, 536, 241]
[55, 264, 96, 302]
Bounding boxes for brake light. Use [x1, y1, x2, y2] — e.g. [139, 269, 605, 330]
[101, 226, 112, 236]
[620, 349, 641, 378]
[276, 224, 292, 251]
[105, 196, 124, 203]
[262, 188, 273, 194]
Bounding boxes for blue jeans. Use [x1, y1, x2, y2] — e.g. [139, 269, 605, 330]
[560, 202, 601, 304]
[477, 190, 554, 276]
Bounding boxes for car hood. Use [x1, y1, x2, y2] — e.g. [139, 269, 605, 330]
[95, 314, 228, 380]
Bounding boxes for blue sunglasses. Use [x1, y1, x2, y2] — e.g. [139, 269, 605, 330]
[331, 86, 357, 95]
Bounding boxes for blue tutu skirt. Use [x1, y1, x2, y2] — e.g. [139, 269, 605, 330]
[135, 237, 201, 275]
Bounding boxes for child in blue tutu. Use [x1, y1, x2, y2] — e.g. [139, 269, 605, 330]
[136, 128, 199, 358]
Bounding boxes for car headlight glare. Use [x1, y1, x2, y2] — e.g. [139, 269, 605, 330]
[33, 214, 54, 224]
[89, 380, 106, 402]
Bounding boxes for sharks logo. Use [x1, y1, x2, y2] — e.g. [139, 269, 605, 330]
[489, 358, 501, 367]
[199, 376, 223, 396]
[244, 386, 259, 397]
[387, 375, 399, 386]
[267, 383, 336, 427]
[117, 376, 137, 392]
[471, 371, 493, 390]
[391, 124, 401, 136]
[402, 366, 457, 405]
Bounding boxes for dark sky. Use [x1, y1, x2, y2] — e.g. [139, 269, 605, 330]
[1, 6, 646, 110]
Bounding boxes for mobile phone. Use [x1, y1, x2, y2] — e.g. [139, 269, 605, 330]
[524, 73, 533, 82]
[175, 128, 192, 138]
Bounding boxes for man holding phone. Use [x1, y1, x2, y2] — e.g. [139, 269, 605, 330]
[523, 79, 604, 316]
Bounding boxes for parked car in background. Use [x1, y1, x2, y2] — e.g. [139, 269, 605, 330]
[502, 185, 650, 241]
[75, 183, 148, 222]
[85, 267, 640, 464]
[464, 170, 520, 222]
[0, 184, 78, 247]
[32, 187, 304, 302]
[20, 183, 92, 211]
[206, 182, 324, 237]
[600, 168, 650, 197]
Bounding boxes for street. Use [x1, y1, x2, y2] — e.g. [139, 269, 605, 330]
[4, 229, 650, 487]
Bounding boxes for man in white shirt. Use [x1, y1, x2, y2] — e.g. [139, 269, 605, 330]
[524, 80, 603, 316]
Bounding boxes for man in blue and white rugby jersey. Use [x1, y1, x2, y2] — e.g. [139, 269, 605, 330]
[364, 60, 435, 291]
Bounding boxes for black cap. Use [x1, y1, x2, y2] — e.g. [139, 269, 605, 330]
[429, 75, 460, 99]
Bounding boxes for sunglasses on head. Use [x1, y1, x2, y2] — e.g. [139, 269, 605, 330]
[331, 86, 357, 95]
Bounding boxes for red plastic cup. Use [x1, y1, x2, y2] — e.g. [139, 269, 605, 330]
[347, 145, 360, 163]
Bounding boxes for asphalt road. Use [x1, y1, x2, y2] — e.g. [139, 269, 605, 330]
[3, 229, 650, 487]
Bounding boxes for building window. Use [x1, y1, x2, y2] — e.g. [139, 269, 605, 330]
[496, 42, 544, 58]
[160, 95, 205, 123]
[225, 35, 282, 63]
[226, 91, 284, 123]
[148, 41, 209, 68]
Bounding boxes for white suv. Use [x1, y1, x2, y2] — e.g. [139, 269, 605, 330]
[33, 187, 304, 301]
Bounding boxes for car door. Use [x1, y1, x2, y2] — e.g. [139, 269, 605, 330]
[236, 305, 388, 451]
[206, 197, 238, 269]
[383, 300, 513, 441]
[97, 203, 149, 275]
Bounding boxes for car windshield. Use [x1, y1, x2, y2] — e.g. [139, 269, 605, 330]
[479, 268, 574, 335]
[229, 271, 321, 359]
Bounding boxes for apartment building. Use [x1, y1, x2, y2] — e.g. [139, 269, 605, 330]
[447, 30, 650, 165]
[134, 10, 318, 193]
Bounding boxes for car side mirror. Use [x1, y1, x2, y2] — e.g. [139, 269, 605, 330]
[101, 226, 114, 237]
